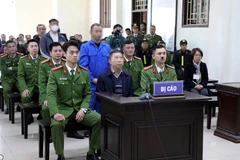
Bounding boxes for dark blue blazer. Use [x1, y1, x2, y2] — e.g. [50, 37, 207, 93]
[96, 67, 134, 97]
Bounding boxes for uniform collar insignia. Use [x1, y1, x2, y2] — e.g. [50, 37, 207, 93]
[63, 68, 67, 74]
[60, 78, 67, 80]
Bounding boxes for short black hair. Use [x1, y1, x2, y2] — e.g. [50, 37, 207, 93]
[150, 25, 156, 28]
[19, 33, 24, 37]
[90, 23, 101, 32]
[125, 28, 131, 31]
[49, 42, 63, 52]
[5, 40, 16, 47]
[36, 24, 46, 31]
[152, 45, 166, 53]
[62, 40, 79, 53]
[140, 22, 146, 26]
[27, 39, 38, 46]
[113, 24, 123, 29]
[108, 50, 122, 59]
[123, 40, 134, 48]
[49, 18, 59, 24]
[191, 48, 203, 58]
[158, 41, 166, 45]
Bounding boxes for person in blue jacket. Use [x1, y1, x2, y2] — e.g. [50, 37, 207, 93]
[79, 23, 111, 113]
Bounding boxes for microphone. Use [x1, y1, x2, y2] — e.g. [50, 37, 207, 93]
[139, 76, 152, 100]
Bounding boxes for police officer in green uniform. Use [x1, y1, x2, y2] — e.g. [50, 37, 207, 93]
[0, 40, 23, 114]
[127, 24, 143, 52]
[144, 25, 162, 49]
[157, 40, 173, 66]
[18, 39, 46, 124]
[172, 39, 191, 80]
[47, 41, 100, 160]
[38, 42, 65, 120]
[141, 45, 177, 94]
[122, 40, 143, 96]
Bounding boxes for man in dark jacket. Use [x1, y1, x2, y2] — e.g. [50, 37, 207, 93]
[40, 19, 66, 58]
[33, 24, 46, 45]
[97, 50, 134, 97]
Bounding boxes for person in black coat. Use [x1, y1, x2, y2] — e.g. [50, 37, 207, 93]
[97, 50, 134, 97]
[184, 48, 209, 96]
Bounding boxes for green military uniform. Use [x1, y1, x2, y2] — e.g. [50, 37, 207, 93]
[0, 52, 23, 108]
[47, 64, 100, 157]
[38, 58, 65, 120]
[122, 56, 144, 96]
[127, 34, 144, 50]
[18, 54, 46, 103]
[144, 34, 163, 49]
[140, 64, 177, 94]
[165, 51, 173, 66]
[139, 30, 146, 36]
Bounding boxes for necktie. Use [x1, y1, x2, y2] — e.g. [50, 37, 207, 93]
[159, 72, 163, 81]
[70, 69, 75, 81]
[127, 61, 131, 67]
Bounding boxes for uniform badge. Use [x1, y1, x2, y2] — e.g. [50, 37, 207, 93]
[26, 63, 31, 65]
[59, 78, 67, 80]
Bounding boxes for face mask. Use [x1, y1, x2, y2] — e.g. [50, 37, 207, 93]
[51, 25, 59, 32]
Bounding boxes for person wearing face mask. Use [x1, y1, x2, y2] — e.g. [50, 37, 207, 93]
[184, 48, 209, 96]
[140, 45, 177, 94]
[40, 19, 66, 58]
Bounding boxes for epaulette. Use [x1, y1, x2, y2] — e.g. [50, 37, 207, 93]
[16, 52, 24, 56]
[0, 53, 7, 58]
[144, 65, 153, 70]
[134, 56, 142, 61]
[61, 58, 66, 61]
[79, 65, 88, 71]
[166, 64, 175, 70]
[20, 55, 27, 59]
[41, 59, 50, 64]
[52, 66, 62, 71]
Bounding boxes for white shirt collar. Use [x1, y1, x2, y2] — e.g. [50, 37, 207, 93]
[65, 63, 77, 75]
[123, 54, 133, 62]
[52, 59, 61, 66]
[155, 64, 165, 73]
[30, 54, 38, 59]
[111, 67, 122, 78]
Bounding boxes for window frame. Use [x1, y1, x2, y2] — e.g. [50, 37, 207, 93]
[100, 0, 111, 28]
[182, 0, 210, 28]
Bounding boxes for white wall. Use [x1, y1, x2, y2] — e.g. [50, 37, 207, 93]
[176, 0, 240, 82]
[57, 0, 89, 41]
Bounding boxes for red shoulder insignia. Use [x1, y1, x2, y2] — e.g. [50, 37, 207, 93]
[134, 56, 142, 61]
[41, 59, 50, 64]
[79, 65, 88, 71]
[52, 66, 63, 71]
[166, 64, 175, 70]
[144, 65, 153, 71]
[16, 52, 24, 56]
[20, 55, 27, 59]
[0, 54, 7, 58]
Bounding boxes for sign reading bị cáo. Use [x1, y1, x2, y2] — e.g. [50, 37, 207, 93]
[153, 81, 184, 97]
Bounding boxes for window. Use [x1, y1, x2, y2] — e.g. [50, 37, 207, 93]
[182, 0, 210, 27]
[133, 0, 148, 11]
[100, 0, 111, 28]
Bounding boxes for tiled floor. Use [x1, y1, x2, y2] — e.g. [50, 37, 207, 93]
[0, 109, 240, 160]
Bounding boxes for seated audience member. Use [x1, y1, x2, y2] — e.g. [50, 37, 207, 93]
[47, 40, 100, 160]
[135, 39, 153, 67]
[25, 35, 31, 42]
[122, 40, 143, 96]
[172, 39, 191, 79]
[157, 40, 173, 67]
[33, 24, 47, 45]
[141, 45, 177, 94]
[18, 39, 46, 124]
[97, 50, 134, 97]
[184, 48, 209, 96]
[125, 28, 131, 39]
